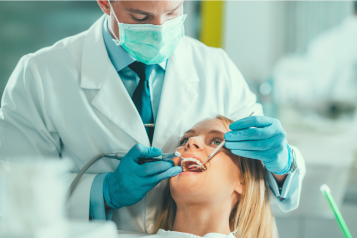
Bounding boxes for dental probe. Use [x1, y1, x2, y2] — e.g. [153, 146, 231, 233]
[189, 111, 255, 169]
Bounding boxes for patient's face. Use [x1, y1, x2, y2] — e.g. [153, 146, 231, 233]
[170, 119, 243, 207]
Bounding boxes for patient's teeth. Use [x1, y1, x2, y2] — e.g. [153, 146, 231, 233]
[180, 157, 204, 171]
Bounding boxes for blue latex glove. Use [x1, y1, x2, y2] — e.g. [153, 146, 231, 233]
[224, 116, 292, 175]
[103, 144, 182, 209]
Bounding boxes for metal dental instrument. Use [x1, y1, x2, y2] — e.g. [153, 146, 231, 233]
[192, 139, 226, 169]
[189, 111, 255, 170]
[67, 151, 177, 198]
[104, 151, 176, 164]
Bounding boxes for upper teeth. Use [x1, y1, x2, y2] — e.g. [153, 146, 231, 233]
[181, 157, 202, 171]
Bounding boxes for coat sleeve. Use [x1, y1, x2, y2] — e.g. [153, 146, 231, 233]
[266, 146, 306, 212]
[219, 50, 306, 212]
[0, 55, 95, 220]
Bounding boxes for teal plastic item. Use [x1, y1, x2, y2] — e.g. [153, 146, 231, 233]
[320, 184, 353, 238]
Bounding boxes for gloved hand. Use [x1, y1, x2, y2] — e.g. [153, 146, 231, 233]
[103, 144, 182, 209]
[224, 116, 292, 175]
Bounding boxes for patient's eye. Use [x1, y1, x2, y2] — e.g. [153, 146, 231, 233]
[179, 136, 190, 146]
[210, 137, 223, 146]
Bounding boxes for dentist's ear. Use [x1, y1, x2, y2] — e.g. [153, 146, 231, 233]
[97, 0, 111, 15]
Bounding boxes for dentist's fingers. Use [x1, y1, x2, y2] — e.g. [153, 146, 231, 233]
[228, 116, 278, 130]
[125, 144, 162, 163]
[144, 166, 182, 185]
[230, 146, 283, 162]
[224, 136, 283, 151]
[132, 160, 175, 176]
[224, 125, 285, 141]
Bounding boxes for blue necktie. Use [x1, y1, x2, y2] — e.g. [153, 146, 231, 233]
[128, 61, 156, 144]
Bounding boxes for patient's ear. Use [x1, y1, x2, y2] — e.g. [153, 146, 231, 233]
[234, 179, 244, 195]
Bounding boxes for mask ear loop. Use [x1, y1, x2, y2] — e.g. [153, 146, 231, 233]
[107, 0, 123, 45]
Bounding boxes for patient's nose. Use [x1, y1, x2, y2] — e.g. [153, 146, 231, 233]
[185, 137, 204, 151]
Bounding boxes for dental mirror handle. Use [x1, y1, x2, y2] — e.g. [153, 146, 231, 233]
[138, 153, 176, 165]
[201, 139, 226, 166]
[104, 151, 176, 160]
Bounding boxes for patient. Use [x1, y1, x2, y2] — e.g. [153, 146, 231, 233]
[118, 115, 277, 238]
[154, 115, 277, 238]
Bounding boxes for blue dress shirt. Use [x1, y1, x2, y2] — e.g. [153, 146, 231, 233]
[89, 17, 298, 221]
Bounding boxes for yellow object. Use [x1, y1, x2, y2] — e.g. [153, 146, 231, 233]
[199, 1, 224, 48]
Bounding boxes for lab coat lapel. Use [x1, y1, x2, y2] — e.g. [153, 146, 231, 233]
[92, 66, 151, 147]
[80, 15, 150, 147]
[152, 41, 199, 149]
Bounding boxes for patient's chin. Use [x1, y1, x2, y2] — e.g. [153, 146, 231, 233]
[170, 176, 208, 201]
[171, 186, 203, 203]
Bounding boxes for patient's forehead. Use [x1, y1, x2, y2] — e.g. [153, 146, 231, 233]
[190, 119, 228, 134]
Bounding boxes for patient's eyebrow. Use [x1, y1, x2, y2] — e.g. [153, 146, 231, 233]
[208, 130, 225, 136]
[184, 129, 195, 134]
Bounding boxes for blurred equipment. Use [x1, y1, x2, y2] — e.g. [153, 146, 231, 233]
[274, 10, 357, 119]
[0, 160, 117, 238]
[320, 184, 352, 238]
[305, 15, 357, 105]
[0, 161, 68, 238]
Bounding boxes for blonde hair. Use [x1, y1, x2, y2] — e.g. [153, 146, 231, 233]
[155, 115, 277, 238]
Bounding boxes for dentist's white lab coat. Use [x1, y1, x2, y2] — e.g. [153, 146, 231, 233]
[0, 15, 305, 233]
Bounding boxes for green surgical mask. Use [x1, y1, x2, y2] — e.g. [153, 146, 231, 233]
[108, 2, 187, 65]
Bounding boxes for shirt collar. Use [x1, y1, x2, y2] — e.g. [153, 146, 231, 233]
[102, 16, 167, 72]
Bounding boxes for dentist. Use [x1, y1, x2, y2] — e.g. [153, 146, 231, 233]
[0, 0, 305, 233]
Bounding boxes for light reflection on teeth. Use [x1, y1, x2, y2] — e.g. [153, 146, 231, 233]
[180, 158, 207, 172]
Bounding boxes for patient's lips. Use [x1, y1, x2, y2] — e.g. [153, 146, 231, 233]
[180, 153, 207, 172]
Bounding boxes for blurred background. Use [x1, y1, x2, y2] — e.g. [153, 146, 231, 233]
[0, 1, 357, 237]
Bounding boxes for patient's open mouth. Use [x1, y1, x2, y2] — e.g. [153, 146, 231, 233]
[181, 158, 207, 172]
